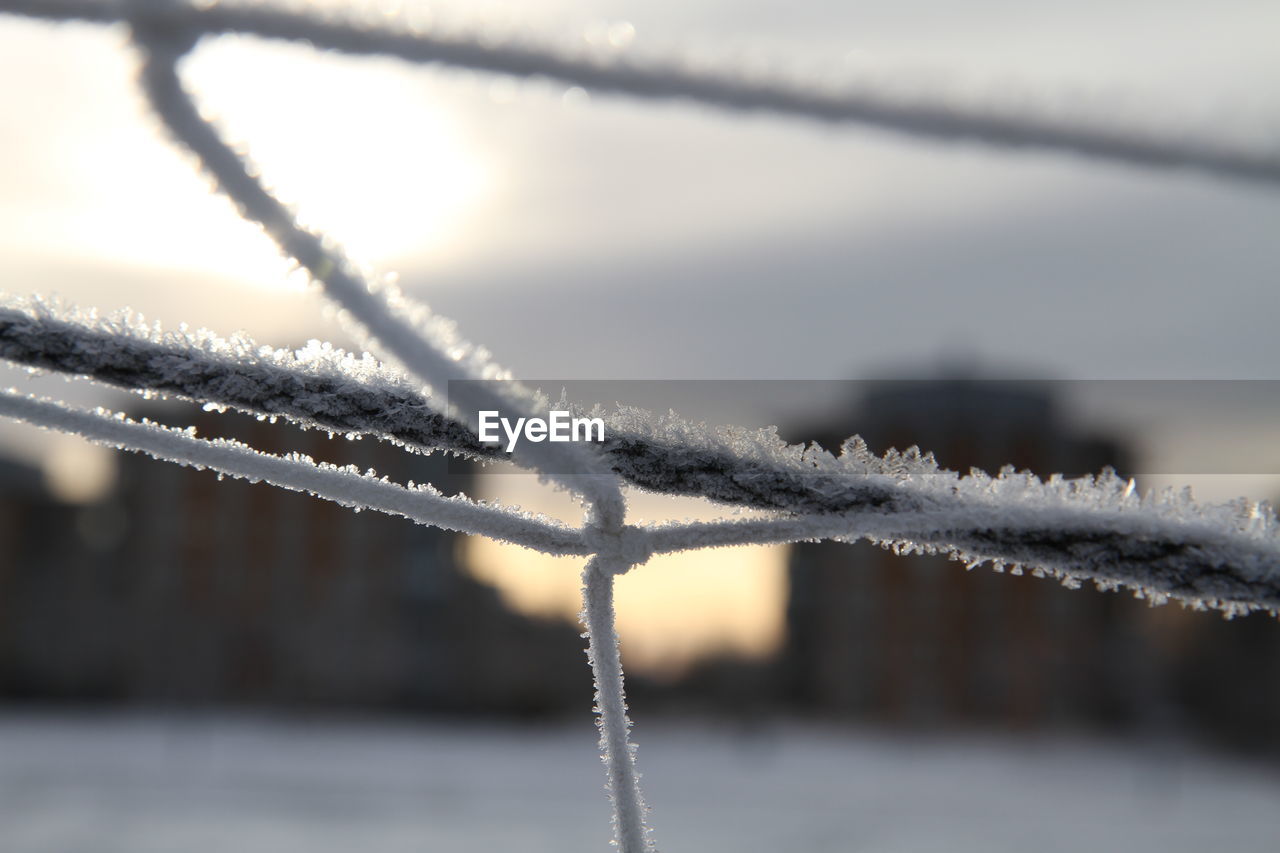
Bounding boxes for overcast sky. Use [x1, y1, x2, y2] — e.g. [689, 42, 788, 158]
[2, 2, 1276, 353]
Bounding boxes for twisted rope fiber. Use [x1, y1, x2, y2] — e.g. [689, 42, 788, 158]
[3, 303, 1280, 612]
[0, 306, 498, 459]
[5, 303, 1274, 612]
[1, 0, 1279, 186]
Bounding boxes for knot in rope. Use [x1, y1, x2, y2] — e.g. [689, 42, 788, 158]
[585, 523, 653, 574]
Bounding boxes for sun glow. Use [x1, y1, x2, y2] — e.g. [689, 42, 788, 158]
[468, 539, 787, 677]
[183, 39, 495, 273]
[1, 28, 494, 297]
[466, 480, 788, 677]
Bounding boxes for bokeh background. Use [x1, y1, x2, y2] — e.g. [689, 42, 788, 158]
[1, 1, 1279, 850]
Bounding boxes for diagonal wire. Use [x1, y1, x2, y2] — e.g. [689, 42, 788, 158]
[1, 0, 1278, 186]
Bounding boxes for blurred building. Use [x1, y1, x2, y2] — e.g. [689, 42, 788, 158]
[783, 377, 1280, 749]
[0, 456, 92, 696]
[0, 404, 586, 715]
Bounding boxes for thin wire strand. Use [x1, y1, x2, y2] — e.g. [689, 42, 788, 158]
[0, 389, 589, 555]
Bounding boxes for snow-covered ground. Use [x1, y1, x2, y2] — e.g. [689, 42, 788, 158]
[1, 711, 1277, 852]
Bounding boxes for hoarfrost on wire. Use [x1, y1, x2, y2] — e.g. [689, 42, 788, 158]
[4, 295, 1277, 615]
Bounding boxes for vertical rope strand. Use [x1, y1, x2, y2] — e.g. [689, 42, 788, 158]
[582, 556, 653, 852]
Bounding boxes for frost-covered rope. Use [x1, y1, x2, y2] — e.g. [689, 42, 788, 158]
[643, 492, 1280, 614]
[131, 17, 625, 526]
[130, 9, 647, 842]
[0, 302, 497, 460]
[582, 555, 655, 852]
[0, 389, 588, 555]
[128, 27, 645, 842]
[3, 302, 1279, 614]
[1, 0, 1278, 186]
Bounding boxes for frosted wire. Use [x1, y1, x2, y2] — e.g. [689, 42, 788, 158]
[0, 0, 1276, 185]
[0, 390, 587, 556]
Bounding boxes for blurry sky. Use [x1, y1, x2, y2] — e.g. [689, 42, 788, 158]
[1, 0, 1278, 671]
